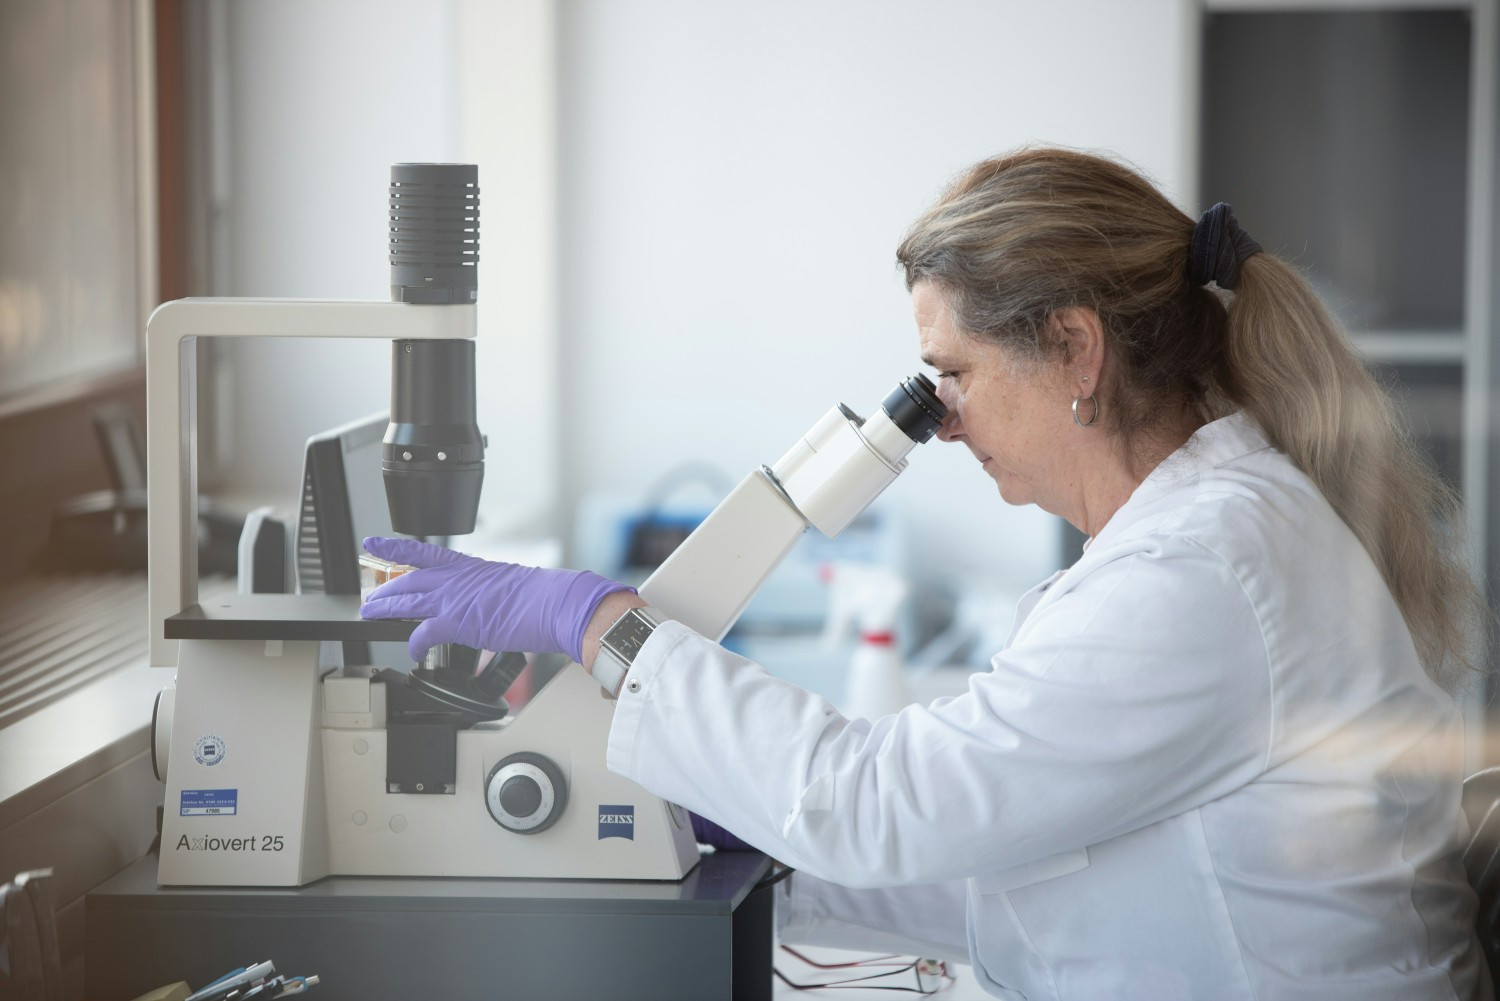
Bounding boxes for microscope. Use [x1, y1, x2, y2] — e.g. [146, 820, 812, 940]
[147, 164, 946, 887]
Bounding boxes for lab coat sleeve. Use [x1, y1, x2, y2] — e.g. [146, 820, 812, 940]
[606, 536, 1272, 888]
[777, 872, 972, 965]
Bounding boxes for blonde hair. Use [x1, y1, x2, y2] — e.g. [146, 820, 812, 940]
[897, 147, 1485, 691]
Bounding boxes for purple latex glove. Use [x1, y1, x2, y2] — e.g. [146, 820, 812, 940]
[690, 812, 757, 852]
[358, 536, 634, 664]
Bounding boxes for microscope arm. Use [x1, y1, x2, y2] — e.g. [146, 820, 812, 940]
[638, 382, 941, 642]
[635, 469, 807, 642]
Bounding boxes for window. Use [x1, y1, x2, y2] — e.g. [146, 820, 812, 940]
[0, 0, 146, 406]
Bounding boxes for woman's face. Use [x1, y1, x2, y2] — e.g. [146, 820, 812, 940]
[914, 282, 1078, 513]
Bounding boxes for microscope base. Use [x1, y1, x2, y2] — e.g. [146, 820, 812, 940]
[87, 852, 774, 1001]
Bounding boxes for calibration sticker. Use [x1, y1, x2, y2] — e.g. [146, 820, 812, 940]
[180, 788, 238, 816]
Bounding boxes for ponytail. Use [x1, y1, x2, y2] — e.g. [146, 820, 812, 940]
[1222, 254, 1485, 690]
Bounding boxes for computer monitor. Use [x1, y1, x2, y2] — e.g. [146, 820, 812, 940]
[294, 411, 412, 666]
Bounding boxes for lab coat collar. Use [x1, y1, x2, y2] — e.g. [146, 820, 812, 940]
[1086, 411, 1272, 554]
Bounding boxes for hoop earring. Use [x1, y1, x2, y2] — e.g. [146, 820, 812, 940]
[1072, 395, 1099, 428]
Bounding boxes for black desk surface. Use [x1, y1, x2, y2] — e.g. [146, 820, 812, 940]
[87, 852, 777, 1000]
[91, 850, 772, 915]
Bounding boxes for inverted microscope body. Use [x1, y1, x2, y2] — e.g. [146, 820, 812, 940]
[319, 663, 699, 880]
[149, 168, 748, 888]
[157, 639, 698, 886]
[147, 286, 944, 887]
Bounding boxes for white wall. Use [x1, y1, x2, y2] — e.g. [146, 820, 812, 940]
[218, 0, 462, 509]
[455, 0, 560, 540]
[556, 0, 1196, 607]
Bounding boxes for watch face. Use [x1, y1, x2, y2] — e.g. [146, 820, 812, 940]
[604, 611, 653, 662]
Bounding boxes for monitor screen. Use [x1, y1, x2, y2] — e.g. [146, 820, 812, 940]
[295, 411, 414, 666]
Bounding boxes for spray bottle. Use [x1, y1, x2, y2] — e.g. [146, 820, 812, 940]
[821, 562, 911, 721]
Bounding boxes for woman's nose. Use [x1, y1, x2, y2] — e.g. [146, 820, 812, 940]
[936, 406, 963, 443]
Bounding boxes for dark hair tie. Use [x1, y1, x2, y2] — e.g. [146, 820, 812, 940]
[1188, 202, 1262, 291]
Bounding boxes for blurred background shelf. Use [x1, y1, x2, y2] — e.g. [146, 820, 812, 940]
[1199, 0, 1499, 746]
[1352, 331, 1468, 364]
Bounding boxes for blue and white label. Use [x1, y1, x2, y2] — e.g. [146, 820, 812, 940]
[180, 788, 238, 817]
[598, 804, 635, 841]
[193, 734, 227, 766]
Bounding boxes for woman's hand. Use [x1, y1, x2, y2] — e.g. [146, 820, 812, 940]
[358, 536, 635, 665]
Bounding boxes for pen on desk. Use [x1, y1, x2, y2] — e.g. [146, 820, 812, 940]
[273, 975, 320, 997]
[185, 960, 277, 1001]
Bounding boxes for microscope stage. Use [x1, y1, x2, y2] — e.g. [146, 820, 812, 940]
[164, 594, 416, 642]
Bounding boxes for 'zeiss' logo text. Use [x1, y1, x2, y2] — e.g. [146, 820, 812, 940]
[598, 804, 634, 841]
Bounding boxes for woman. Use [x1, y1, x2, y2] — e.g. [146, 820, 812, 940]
[361, 148, 1489, 999]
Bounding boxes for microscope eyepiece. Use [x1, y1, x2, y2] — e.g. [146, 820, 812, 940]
[389, 163, 479, 304]
[882, 373, 947, 444]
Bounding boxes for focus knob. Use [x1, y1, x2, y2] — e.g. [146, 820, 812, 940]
[499, 775, 542, 817]
[485, 752, 566, 834]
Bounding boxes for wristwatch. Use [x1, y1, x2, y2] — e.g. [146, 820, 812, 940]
[591, 604, 667, 697]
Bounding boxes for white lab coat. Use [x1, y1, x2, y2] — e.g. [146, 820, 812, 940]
[605, 413, 1489, 1000]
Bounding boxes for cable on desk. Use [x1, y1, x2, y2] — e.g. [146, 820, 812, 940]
[773, 946, 954, 994]
[780, 946, 905, 969]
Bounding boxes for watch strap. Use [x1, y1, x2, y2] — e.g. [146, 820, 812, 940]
[592, 605, 665, 697]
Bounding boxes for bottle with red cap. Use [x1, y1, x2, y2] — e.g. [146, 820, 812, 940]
[821, 562, 911, 721]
